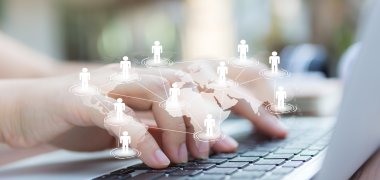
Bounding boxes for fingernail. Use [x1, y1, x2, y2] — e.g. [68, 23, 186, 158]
[178, 143, 188, 163]
[197, 141, 209, 159]
[154, 149, 170, 165]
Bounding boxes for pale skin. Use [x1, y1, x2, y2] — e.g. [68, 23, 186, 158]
[0, 32, 288, 169]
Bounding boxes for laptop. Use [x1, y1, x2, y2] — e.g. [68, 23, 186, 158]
[1, 0, 380, 179]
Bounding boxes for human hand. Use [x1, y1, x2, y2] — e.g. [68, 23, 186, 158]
[0, 62, 286, 169]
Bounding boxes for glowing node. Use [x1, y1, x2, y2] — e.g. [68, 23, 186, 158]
[110, 72, 140, 84]
[69, 84, 99, 96]
[104, 111, 133, 126]
[207, 80, 238, 90]
[259, 68, 290, 79]
[141, 57, 173, 68]
[229, 57, 260, 68]
[159, 99, 187, 117]
[265, 103, 297, 115]
[110, 147, 141, 159]
[194, 131, 225, 142]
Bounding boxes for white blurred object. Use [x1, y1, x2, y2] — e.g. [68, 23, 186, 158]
[337, 43, 361, 82]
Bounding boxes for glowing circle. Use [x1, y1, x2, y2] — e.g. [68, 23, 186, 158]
[259, 69, 290, 79]
[110, 72, 140, 84]
[141, 57, 173, 68]
[265, 103, 297, 115]
[159, 99, 187, 117]
[229, 57, 260, 68]
[207, 80, 238, 90]
[194, 131, 225, 142]
[69, 84, 99, 96]
[110, 147, 141, 159]
[104, 112, 134, 126]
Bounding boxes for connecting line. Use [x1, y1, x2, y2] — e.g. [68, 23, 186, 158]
[107, 92, 161, 103]
[234, 68, 246, 81]
[136, 82, 166, 101]
[158, 69, 169, 98]
[148, 126, 194, 135]
[94, 96, 112, 112]
[239, 77, 263, 86]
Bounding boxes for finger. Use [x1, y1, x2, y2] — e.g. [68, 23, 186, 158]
[184, 117, 210, 159]
[149, 77, 188, 163]
[229, 87, 287, 138]
[212, 135, 238, 153]
[80, 95, 170, 168]
[110, 75, 189, 163]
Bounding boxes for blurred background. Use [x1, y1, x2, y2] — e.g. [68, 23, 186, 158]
[0, 0, 366, 77]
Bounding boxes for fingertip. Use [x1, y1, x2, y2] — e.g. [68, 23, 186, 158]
[213, 135, 238, 153]
[152, 149, 170, 168]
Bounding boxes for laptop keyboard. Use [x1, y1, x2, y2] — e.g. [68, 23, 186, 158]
[93, 128, 331, 180]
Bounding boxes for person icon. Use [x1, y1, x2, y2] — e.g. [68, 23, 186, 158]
[238, 40, 249, 61]
[114, 98, 126, 121]
[120, 131, 131, 153]
[269, 51, 280, 74]
[169, 83, 181, 104]
[79, 68, 90, 90]
[120, 56, 131, 79]
[276, 86, 287, 110]
[204, 114, 216, 137]
[152, 41, 163, 63]
[217, 61, 228, 84]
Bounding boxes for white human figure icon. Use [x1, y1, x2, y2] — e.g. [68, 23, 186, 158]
[204, 114, 216, 137]
[217, 61, 228, 83]
[120, 56, 131, 79]
[120, 131, 131, 153]
[169, 83, 180, 104]
[114, 98, 126, 121]
[238, 40, 249, 61]
[269, 51, 280, 73]
[79, 68, 90, 90]
[276, 86, 287, 109]
[152, 41, 163, 63]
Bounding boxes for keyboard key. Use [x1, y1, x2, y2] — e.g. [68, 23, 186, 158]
[282, 144, 309, 149]
[188, 174, 225, 180]
[265, 154, 294, 159]
[272, 167, 294, 175]
[129, 163, 152, 170]
[274, 148, 302, 154]
[210, 153, 238, 159]
[94, 174, 131, 180]
[204, 167, 238, 175]
[291, 155, 312, 162]
[300, 150, 319, 156]
[308, 145, 326, 150]
[254, 159, 286, 165]
[229, 156, 259, 162]
[231, 171, 265, 179]
[147, 167, 179, 173]
[184, 164, 215, 170]
[130, 172, 165, 180]
[169, 162, 197, 167]
[169, 169, 202, 176]
[241, 151, 269, 157]
[255, 146, 278, 152]
[194, 159, 227, 164]
[282, 161, 303, 168]
[110, 168, 134, 175]
[243, 165, 276, 171]
[217, 162, 249, 168]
